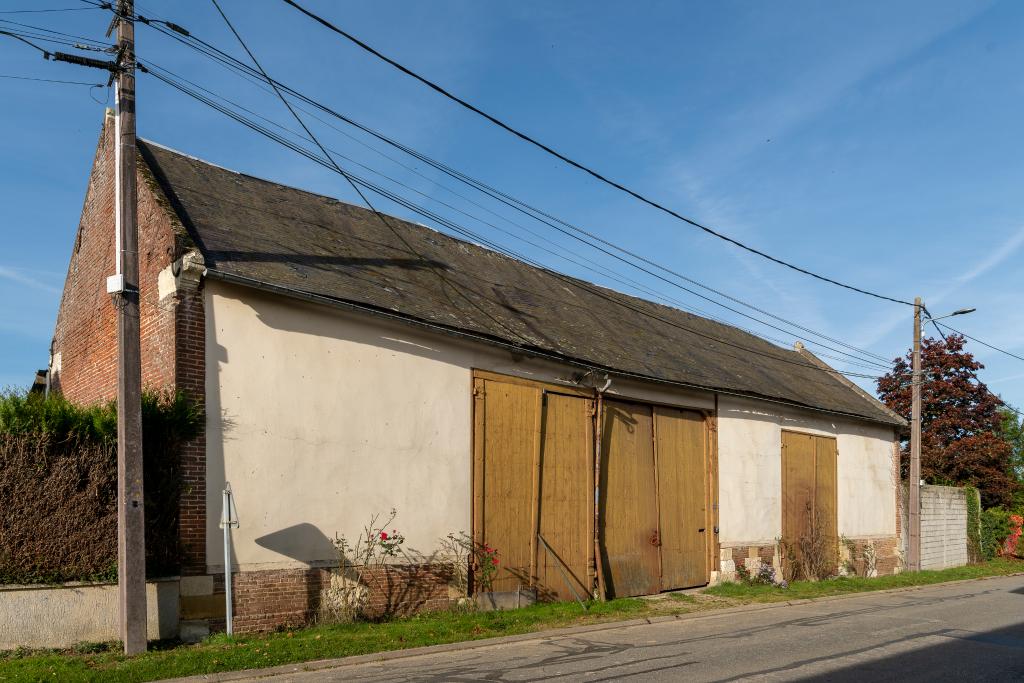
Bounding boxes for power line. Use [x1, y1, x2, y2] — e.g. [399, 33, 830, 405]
[142, 58, 893, 373]
[278, 0, 914, 307]
[0, 6, 101, 13]
[0, 72, 103, 85]
[0, 29, 53, 56]
[933, 321, 1024, 364]
[131, 18, 894, 371]
[206, 0, 544, 350]
[0, 18, 112, 48]
[144, 65, 887, 386]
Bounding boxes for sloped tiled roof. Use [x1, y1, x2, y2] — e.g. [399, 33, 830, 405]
[138, 139, 903, 427]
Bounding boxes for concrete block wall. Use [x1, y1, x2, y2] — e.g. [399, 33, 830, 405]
[902, 484, 968, 570]
[0, 580, 178, 650]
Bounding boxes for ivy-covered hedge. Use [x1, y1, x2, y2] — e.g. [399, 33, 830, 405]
[0, 390, 202, 584]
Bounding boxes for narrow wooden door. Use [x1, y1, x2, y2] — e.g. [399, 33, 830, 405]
[654, 406, 708, 590]
[781, 431, 838, 578]
[475, 378, 541, 592]
[536, 393, 594, 601]
[600, 400, 660, 598]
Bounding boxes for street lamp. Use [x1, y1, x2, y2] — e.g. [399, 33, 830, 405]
[907, 300, 975, 571]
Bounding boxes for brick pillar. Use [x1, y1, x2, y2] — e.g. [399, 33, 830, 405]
[174, 251, 207, 575]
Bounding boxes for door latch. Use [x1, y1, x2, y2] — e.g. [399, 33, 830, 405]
[649, 530, 661, 547]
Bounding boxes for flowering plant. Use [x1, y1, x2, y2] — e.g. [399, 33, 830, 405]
[475, 542, 500, 592]
[326, 508, 408, 621]
[1006, 514, 1023, 556]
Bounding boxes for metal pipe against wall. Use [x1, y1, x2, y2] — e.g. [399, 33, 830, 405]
[220, 483, 239, 635]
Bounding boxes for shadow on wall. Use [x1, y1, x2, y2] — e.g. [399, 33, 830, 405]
[254, 523, 336, 563]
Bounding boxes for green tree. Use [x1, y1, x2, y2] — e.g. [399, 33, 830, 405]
[876, 334, 1017, 507]
[1000, 406, 1024, 510]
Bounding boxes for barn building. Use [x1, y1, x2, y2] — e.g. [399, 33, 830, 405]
[49, 113, 905, 635]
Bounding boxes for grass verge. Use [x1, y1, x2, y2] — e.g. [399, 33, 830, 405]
[704, 556, 1023, 602]
[1, 558, 1020, 682]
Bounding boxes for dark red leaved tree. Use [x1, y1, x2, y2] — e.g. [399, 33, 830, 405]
[876, 334, 1017, 507]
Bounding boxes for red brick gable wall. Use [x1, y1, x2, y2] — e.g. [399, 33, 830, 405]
[50, 112, 179, 403]
[49, 113, 208, 573]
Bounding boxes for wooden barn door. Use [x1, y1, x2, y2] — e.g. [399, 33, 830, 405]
[473, 374, 593, 598]
[599, 400, 661, 598]
[654, 406, 709, 590]
[536, 392, 594, 601]
[474, 377, 540, 593]
[600, 401, 710, 597]
[781, 431, 838, 578]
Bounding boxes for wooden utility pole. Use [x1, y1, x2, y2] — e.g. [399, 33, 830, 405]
[908, 296, 923, 572]
[113, 0, 147, 655]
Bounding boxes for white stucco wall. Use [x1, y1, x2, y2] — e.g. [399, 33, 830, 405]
[717, 396, 898, 547]
[204, 280, 714, 572]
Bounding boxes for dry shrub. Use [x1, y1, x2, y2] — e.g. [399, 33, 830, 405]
[0, 390, 202, 584]
[320, 510, 453, 623]
[780, 511, 838, 582]
[0, 433, 117, 584]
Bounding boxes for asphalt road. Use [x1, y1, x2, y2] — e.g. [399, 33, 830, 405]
[232, 575, 1024, 682]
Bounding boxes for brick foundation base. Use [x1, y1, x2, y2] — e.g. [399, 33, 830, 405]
[209, 564, 456, 634]
[840, 536, 902, 577]
[718, 536, 902, 583]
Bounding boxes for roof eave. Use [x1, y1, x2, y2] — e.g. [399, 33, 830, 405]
[204, 268, 906, 429]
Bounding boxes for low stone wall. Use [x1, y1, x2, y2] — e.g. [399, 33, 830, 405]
[0, 579, 179, 649]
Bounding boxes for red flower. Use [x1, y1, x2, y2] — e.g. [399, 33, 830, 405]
[492, 557, 499, 566]
[380, 532, 388, 540]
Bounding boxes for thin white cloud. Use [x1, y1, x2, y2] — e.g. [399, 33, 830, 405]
[951, 226, 1024, 286]
[851, 225, 1024, 350]
[0, 266, 62, 295]
[990, 371, 1024, 385]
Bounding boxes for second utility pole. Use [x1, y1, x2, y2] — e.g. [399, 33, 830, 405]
[113, 0, 147, 655]
[908, 296, 923, 572]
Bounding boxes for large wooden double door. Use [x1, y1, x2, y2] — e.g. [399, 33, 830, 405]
[473, 373, 711, 601]
[600, 400, 709, 597]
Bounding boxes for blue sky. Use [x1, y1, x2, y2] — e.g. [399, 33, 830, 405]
[1, 0, 1021, 411]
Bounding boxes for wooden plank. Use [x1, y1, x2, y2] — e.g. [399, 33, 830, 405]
[708, 401, 720, 578]
[586, 397, 597, 597]
[529, 391, 545, 587]
[593, 396, 607, 601]
[472, 369, 592, 397]
[815, 436, 839, 574]
[780, 430, 816, 578]
[654, 406, 708, 590]
[599, 400, 660, 598]
[536, 393, 593, 601]
[651, 404, 664, 584]
[479, 379, 542, 592]
[472, 378, 486, 562]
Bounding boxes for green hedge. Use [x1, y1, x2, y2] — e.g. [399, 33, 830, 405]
[0, 390, 202, 584]
[980, 507, 1013, 561]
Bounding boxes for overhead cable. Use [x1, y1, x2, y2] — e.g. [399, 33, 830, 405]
[278, 0, 914, 307]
